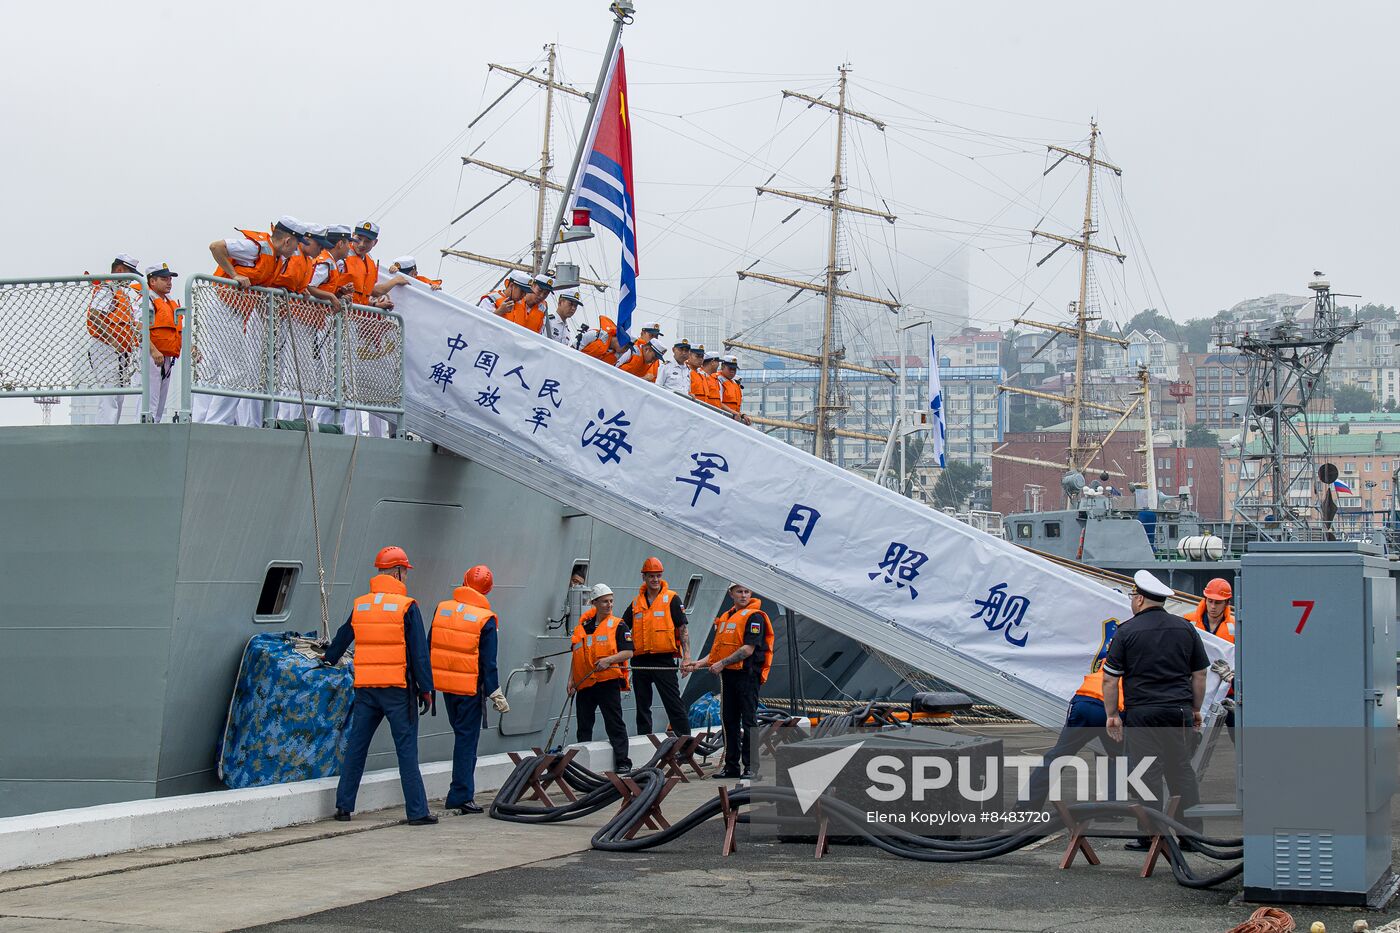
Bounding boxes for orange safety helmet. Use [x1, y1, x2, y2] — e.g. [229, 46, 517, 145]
[1203, 578, 1232, 601]
[464, 564, 494, 594]
[374, 546, 413, 570]
[641, 557, 665, 574]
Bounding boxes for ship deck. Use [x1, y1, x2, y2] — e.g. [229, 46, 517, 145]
[2, 784, 1394, 933]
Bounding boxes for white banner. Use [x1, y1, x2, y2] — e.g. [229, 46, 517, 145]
[399, 285, 1233, 712]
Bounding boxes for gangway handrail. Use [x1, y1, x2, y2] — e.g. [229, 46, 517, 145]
[0, 273, 154, 419]
[179, 274, 405, 429]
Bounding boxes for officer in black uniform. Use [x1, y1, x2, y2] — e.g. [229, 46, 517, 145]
[1101, 569, 1209, 849]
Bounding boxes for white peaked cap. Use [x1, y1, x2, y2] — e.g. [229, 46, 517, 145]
[1132, 569, 1173, 600]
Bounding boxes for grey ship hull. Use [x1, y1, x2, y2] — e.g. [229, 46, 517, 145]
[0, 423, 900, 818]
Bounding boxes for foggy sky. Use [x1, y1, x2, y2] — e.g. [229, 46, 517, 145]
[3, 0, 1396, 424]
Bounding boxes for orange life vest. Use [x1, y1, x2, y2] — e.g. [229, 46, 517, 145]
[508, 301, 545, 334]
[1074, 669, 1124, 711]
[571, 607, 629, 690]
[344, 253, 379, 305]
[431, 585, 495, 696]
[718, 376, 742, 413]
[1186, 599, 1236, 644]
[312, 251, 354, 301]
[87, 280, 141, 352]
[149, 294, 183, 357]
[214, 229, 281, 288]
[688, 367, 706, 399]
[274, 251, 318, 293]
[617, 346, 655, 379]
[702, 371, 723, 407]
[580, 331, 618, 366]
[414, 274, 443, 288]
[630, 583, 679, 656]
[707, 599, 774, 684]
[349, 575, 417, 688]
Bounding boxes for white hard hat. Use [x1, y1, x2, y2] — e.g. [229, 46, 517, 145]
[590, 583, 614, 601]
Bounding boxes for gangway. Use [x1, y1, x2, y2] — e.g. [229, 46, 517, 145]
[397, 286, 1230, 728]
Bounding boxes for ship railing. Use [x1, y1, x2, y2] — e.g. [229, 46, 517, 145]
[180, 274, 405, 429]
[0, 273, 157, 415]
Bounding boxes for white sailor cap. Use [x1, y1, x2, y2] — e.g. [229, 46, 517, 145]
[1132, 569, 1173, 600]
[144, 262, 177, 278]
[532, 273, 554, 292]
[327, 224, 353, 238]
[507, 269, 533, 288]
[113, 252, 141, 272]
[276, 216, 307, 236]
[556, 288, 583, 306]
[393, 255, 417, 270]
[639, 320, 663, 334]
[704, 349, 722, 362]
[647, 338, 666, 355]
[720, 354, 738, 366]
[590, 583, 614, 601]
[304, 223, 327, 238]
[354, 221, 380, 239]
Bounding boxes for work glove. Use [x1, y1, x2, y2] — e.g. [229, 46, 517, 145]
[418, 692, 432, 716]
[488, 688, 510, 714]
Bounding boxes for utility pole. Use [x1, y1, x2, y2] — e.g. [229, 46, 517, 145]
[993, 121, 1129, 492]
[732, 65, 896, 463]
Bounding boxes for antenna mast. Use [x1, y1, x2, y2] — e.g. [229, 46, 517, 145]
[732, 65, 897, 462]
[1215, 275, 1361, 533]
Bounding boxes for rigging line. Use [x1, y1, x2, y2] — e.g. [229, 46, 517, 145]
[639, 106, 822, 254]
[367, 52, 545, 221]
[882, 124, 1052, 208]
[881, 133, 1053, 220]
[853, 75, 1085, 127]
[442, 186, 534, 252]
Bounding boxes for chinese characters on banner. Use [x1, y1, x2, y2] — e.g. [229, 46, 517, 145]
[400, 284, 1235, 713]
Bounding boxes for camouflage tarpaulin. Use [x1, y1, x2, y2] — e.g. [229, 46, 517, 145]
[218, 632, 352, 788]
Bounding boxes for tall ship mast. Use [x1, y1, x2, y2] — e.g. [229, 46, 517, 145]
[439, 45, 608, 292]
[729, 65, 900, 464]
[994, 122, 1139, 498]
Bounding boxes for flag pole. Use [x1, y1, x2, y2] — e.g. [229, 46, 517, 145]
[540, 1, 633, 275]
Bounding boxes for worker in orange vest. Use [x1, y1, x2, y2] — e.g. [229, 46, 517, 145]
[686, 344, 707, 401]
[570, 583, 635, 772]
[1022, 638, 1125, 810]
[307, 225, 356, 306]
[577, 316, 622, 365]
[322, 546, 437, 825]
[716, 355, 752, 425]
[389, 256, 443, 291]
[273, 222, 335, 422]
[1185, 578, 1235, 644]
[700, 350, 724, 409]
[619, 557, 692, 737]
[345, 222, 412, 309]
[477, 269, 530, 317]
[431, 565, 509, 815]
[87, 252, 142, 424]
[143, 263, 183, 423]
[616, 336, 664, 381]
[1186, 577, 1236, 737]
[685, 583, 773, 780]
[200, 217, 303, 426]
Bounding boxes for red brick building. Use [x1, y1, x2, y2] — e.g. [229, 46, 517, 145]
[992, 428, 1224, 519]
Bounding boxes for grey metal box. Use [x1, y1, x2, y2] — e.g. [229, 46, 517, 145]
[1240, 542, 1397, 905]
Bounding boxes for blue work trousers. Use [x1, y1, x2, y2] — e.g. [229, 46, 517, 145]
[444, 691, 485, 808]
[1024, 695, 1124, 808]
[336, 686, 429, 820]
